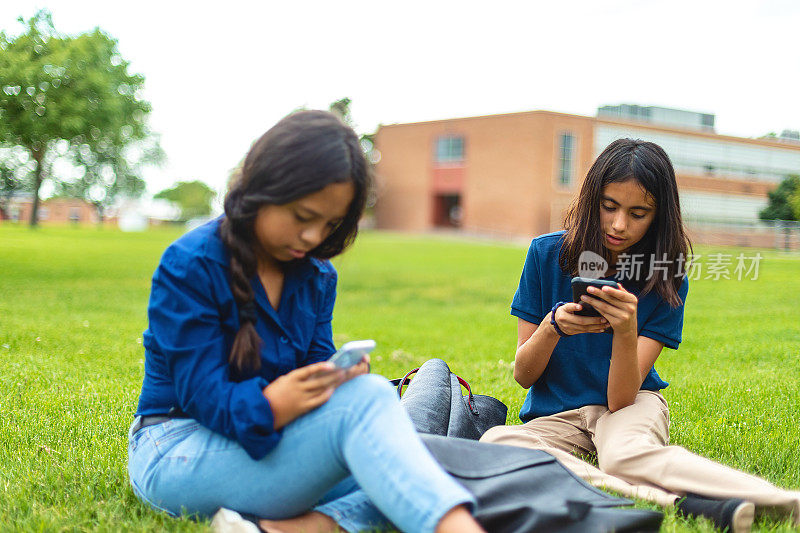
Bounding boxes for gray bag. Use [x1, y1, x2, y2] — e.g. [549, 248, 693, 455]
[392, 359, 663, 532]
[421, 434, 664, 533]
[392, 358, 508, 440]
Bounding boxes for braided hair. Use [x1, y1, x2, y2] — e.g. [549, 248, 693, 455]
[220, 110, 371, 378]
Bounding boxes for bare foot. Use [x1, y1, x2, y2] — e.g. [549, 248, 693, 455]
[435, 505, 484, 533]
[259, 511, 342, 533]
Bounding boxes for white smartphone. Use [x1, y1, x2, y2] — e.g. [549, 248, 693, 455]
[328, 340, 376, 370]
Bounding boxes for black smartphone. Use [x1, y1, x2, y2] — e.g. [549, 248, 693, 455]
[570, 277, 620, 317]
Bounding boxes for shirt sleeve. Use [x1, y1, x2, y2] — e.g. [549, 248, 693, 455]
[302, 269, 338, 366]
[147, 247, 281, 460]
[510, 239, 545, 324]
[639, 277, 689, 350]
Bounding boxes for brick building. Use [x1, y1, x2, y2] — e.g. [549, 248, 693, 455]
[1, 194, 97, 225]
[373, 106, 800, 246]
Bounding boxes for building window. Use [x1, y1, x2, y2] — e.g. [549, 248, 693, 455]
[39, 207, 49, 220]
[558, 132, 575, 185]
[435, 136, 464, 163]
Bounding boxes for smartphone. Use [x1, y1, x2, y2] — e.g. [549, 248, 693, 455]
[328, 340, 376, 370]
[571, 277, 620, 317]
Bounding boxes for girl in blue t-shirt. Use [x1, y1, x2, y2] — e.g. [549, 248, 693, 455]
[481, 139, 800, 531]
[128, 111, 482, 533]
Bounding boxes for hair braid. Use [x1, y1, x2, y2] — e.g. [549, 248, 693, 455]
[220, 215, 262, 378]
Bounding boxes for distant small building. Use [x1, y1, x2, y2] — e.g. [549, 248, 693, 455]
[0, 194, 185, 229]
[2, 194, 97, 225]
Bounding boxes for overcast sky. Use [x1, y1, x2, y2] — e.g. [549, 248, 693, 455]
[3, 0, 800, 198]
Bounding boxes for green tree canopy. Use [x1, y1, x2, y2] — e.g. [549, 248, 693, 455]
[759, 175, 799, 222]
[790, 184, 800, 222]
[54, 134, 163, 221]
[154, 180, 216, 222]
[328, 97, 354, 127]
[0, 144, 34, 218]
[327, 97, 377, 160]
[0, 10, 161, 225]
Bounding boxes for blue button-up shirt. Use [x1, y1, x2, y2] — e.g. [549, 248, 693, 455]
[135, 217, 337, 460]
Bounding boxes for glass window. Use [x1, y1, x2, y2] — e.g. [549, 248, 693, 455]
[558, 133, 575, 185]
[595, 125, 800, 184]
[435, 136, 464, 163]
[39, 207, 49, 220]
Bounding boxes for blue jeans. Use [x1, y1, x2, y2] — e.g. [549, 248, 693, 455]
[128, 374, 474, 533]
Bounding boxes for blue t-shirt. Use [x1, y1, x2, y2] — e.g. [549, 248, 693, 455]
[511, 231, 688, 422]
[135, 217, 338, 460]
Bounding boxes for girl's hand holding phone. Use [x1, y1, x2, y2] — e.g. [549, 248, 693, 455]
[554, 303, 610, 335]
[327, 339, 373, 382]
[343, 354, 370, 382]
[579, 284, 638, 336]
[263, 362, 345, 429]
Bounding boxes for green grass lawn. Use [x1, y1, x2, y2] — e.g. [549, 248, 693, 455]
[1, 224, 799, 531]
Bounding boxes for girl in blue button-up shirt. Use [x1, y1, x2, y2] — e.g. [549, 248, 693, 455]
[128, 111, 481, 533]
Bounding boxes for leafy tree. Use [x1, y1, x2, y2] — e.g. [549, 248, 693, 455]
[0, 10, 160, 226]
[55, 135, 163, 223]
[791, 185, 800, 222]
[0, 144, 34, 218]
[0, 163, 19, 219]
[327, 97, 377, 160]
[759, 175, 799, 222]
[328, 97, 354, 127]
[154, 180, 216, 222]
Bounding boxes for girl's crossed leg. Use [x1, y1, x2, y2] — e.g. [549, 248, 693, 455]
[481, 390, 800, 523]
[129, 375, 476, 533]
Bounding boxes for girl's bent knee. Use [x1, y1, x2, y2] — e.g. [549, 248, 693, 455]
[598, 446, 650, 478]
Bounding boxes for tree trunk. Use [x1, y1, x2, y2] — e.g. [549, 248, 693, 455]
[29, 149, 45, 227]
[95, 203, 105, 227]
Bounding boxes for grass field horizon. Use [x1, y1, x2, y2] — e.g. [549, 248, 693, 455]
[1, 224, 799, 531]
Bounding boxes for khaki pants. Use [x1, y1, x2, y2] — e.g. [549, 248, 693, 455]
[480, 390, 800, 522]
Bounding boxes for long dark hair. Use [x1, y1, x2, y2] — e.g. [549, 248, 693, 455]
[220, 110, 371, 376]
[559, 138, 691, 307]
